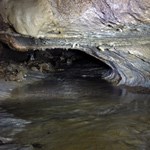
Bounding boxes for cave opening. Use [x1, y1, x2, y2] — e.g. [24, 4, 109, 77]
[43, 48, 111, 78]
[0, 44, 112, 80]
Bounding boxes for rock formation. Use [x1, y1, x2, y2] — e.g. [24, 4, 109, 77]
[0, 0, 150, 88]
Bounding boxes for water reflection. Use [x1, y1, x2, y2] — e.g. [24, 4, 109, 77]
[0, 73, 150, 150]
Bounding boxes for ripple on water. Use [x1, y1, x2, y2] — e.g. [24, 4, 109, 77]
[0, 75, 150, 150]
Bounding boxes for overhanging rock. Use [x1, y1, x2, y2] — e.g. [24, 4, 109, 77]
[0, 0, 150, 88]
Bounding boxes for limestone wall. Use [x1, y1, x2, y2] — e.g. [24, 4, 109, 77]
[0, 0, 150, 37]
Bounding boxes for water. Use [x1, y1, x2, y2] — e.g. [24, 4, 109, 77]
[0, 71, 150, 150]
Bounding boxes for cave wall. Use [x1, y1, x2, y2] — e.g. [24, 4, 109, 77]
[0, 0, 150, 37]
[0, 0, 150, 88]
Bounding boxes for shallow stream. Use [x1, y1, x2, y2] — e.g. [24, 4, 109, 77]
[0, 69, 150, 150]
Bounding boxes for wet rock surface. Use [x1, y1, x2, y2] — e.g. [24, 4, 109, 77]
[0, 33, 149, 88]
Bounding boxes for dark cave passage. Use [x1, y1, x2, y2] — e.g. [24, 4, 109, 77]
[0, 44, 112, 79]
[45, 49, 112, 77]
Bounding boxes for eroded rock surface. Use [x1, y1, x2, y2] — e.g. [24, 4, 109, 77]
[0, 0, 150, 88]
[0, 0, 150, 37]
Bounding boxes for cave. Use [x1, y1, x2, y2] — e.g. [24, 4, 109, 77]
[0, 1, 150, 150]
[0, 43, 112, 80]
[0, 0, 149, 88]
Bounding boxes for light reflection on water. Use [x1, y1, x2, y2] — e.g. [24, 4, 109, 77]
[0, 73, 150, 150]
